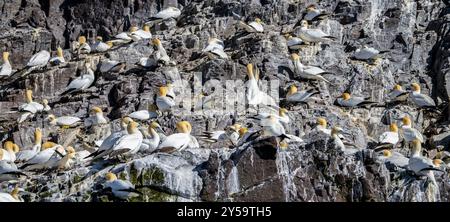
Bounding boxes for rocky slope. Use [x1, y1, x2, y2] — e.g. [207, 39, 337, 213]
[0, 0, 450, 202]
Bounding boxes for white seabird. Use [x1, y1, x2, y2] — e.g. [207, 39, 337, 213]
[290, 53, 333, 84]
[336, 92, 377, 108]
[408, 139, 442, 186]
[16, 128, 42, 163]
[401, 116, 424, 143]
[298, 20, 336, 43]
[49, 47, 66, 65]
[46, 114, 82, 128]
[104, 172, 141, 200]
[63, 62, 95, 94]
[286, 84, 319, 103]
[157, 121, 199, 152]
[0, 52, 12, 76]
[84, 106, 108, 127]
[156, 86, 176, 112]
[128, 104, 159, 121]
[409, 83, 436, 108]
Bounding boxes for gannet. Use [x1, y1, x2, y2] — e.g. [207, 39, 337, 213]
[286, 84, 319, 103]
[49, 47, 66, 65]
[92, 37, 113, 52]
[104, 172, 142, 200]
[433, 159, 445, 169]
[336, 92, 377, 108]
[285, 35, 304, 50]
[0, 161, 26, 182]
[26, 50, 50, 69]
[0, 52, 12, 76]
[85, 107, 108, 127]
[304, 4, 329, 21]
[158, 121, 198, 152]
[260, 115, 286, 137]
[156, 86, 176, 112]
[239, 18, 264, 33]
[409, 83, 436, 108]
[42, 99, 51, 112]
[16, 128, 42, 163]
[245, 63, 278, 107]
[47, 114, 82, 128]
[376, 123, 399, 149]
[331, 127, 359, 155]
[63, 62, 95, 94]
[18, 89, 44, 123]
[315, 118, 331, 135]
[99, 59, 126, 73]
[136, 57, 157, 68]
[0, 141, 19, 162]
[298, 20, 336, 43]
[251, 108, 289, 125]
[0, 187, 21, 202]
[56, 146, 76, 170]
[131, 24, 152, 40]
[20, 144, 65, 171]
[401, 116, 424, 143]
[74, 36, 91, 54]
[152, 38, 172, 65]
[128, 103, 159, 121]
[290, 53, 333, 84]
[147, 7, 181, 22]
[408, 139, 443, 186]
[111, 27, 136, 45]
[106, 121, 143, 159]
[199, 124, 241, 145]
[377, 149, 409, 169]
[387, 84, 408, 103]
[140, 122, 162, 153]
[86, 117, 132, 159]
[353, 45, 388, 61]
[203, 38, 228, 59]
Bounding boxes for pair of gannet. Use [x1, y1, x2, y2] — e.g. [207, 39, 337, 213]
[156, 86, 176, 112]
[92, 37, 114, 52]
[157, 121, 199, 152]
[202, 38, 228, 59]
[0, 160, 26, 182]
[84, 107, 108, 127]
[298, 20, 336, 43]
[290, 53, 333, 84]
[16, 128, 42, 163]
[286, 84, 319, 103]
[140, 122, 162, 153]
[0, 187, 22, 202]
[146, 7, 181, 24]
[128, 104, 159, 121]
[18, 89, 45, 123]
[104, 172, 142, 200]
[238, 18, 264, 33]
[47, 114, 82, 128]
[401, 116, 424, 143]
[245, 63, 278, 108]
[63, 62, 95, 94]
[199, 124, 241, 145]
[72, 36, 91, 55]
[0, 52, 12, 76]
[408, 139, 443, 186]
[49, 47, 66, 65]
[314, 118, 346, 139]
[0, 141, 20, 162]
[304, 4, 329, 21]
[336, 92, 377, 108]
[112, 27, 137, 45]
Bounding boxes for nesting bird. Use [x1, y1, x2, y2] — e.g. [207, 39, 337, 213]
[303, 4, 329, 21]
[104, 172, 142, 200]
[202, 37, 228, 59]
[298, 20, 336, 43]
[285, 84, 319, 103]
[84, 107, 108, 127]
[377, 149, 409, 169]
[47, 114, 82, 128]
[353, 45, 388, 62]
[18, 89, 44, 123]
[147, 7, 181, 23]
[336, 92, 377, 108]
[239, 18, 264, 33]
[62, 62, 95, 94]
[157, 121, 199, 152]
[131, 24, 152, 40]
[285, 35, 304, 50]
[401, 116, 424, 143]
[409, 83, 436, 109]
[140, 122, 162, 153]
[16, 128, 42, 163]
[387, 84, 409, 103]
[290, 53, 333, 84]
[73, 36, 91, 55]
[156, 86, 176, 112]
[199, 124, 241, 145]
[408, 139, 442, 186]
[92, 37, 113, 52]
[49, 47, 66, 65]
[128, 104, 159, 121]
[375, 123, 399, 150]
[0, 52, 12, 76]
[0, 141, 20, 162]
[152, 38, 172, 65]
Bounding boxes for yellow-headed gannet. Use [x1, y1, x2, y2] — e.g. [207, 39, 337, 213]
[131, 24, 152, 40]
[92, 37, 113, 52]
[42, 99, 51, 112]
[331, 126, 359, 155]
[74, 36, 91, 54]
[377, 149, 409, 169]
[46, 114, 82, 128]
[156, 86, 176, 112]
[245, 63, 278, 107]
[104, 172, 142, 200]
[26, 50, 50, 68]
[18, 89, 44, 123]
[285, 34, 304, 50]
[376, 123, 399, 149]
[152, 38, 172, 65]
[387, 84, 408, 103]
[147, 7, 181, 22]
[49, 47, 66, 65]
[85, 106, 108, 127]
[251, 108, 289, 124]
[336, 92, 377, 108]
[353, 45, 388, 61]
[16, 128, 42, 163]
[0, 187, 22, 202]
[409, 83, 436, 108]
[111, 27, 137, 45]
[140, 122, 162, 153]
[315, 117, 331, 135]
[0, 141, 19, 162]
[63, 62, 95, 94]
[128, 103, 159, 121]
[290, 53, 333, 84]
[56, 146, 76, 170]
[260, 115, 286, 137]
[298, 20, 336, 43]
[199, 124, 241, 145]
[304, 4, 329, 21]
[202, 37, 228, 59]
[107, 121, 143, 158]
[99, 58, 126, 73]
[286, 84, 319, 103]
[239, 18, 264, 33]
[20, 143, 65, 171]
[158, 121, 199, 152]
[401, 116, 424, 143]
[0, 52, 12, 76]
[408, 139, 443, 186]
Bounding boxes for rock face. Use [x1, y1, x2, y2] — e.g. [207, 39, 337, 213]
[0, 0, 450, 202]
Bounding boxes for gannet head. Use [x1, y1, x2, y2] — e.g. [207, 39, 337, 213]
[389, 123, 398, 133]
[158, 86, 169, 97]
[105, 172, 117, 182]
[3, 141, 14, 152]
[341, 93, 351, 100]
[3, 52, 9, 61]
[255, 18, 262, 24]
[279, 141, 288, 150]
[106, 41, 114, 48]
[143, 24, 151, 32]
[42, 99, 48, 106]
[56, 47, 63, 58]
[152, 38, 161, 46]
[12, 143, 20, 153]
[42, 141, 58, 150]
[150, 121, 161, 130]
[25, 89, 33, 103]
[66, 146, 76, 154]
[290, 53, 300, 61]
[239, 127, 248, 138]
[288, 85, 298, 96]
[382, 149, 392, 157]
[46, 114, 57, 125]
[176, 121, 192, 134]
[78, 36, 87, 44]
[411, 83, 421, 93]
[96, 36, 103, 42]
[411, 139, 422, 155]
[120, 117, 132, 129]
[130, 26, 138, 32]
[393, 84, 402, 91]
[401, 116, 411, 127]
[317, 118, 327, 128]
[246, 63, 254, 79]
[433, 159, 444, 167]
[91, 106, 103, 115]
[34, 128, 42, 145]
[300, 20, 308, 28]
[331, 126, 343, 135]
[127, 121, 139, 134]
[279, 108, 288, 117]
[306, 4, 317, 12]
